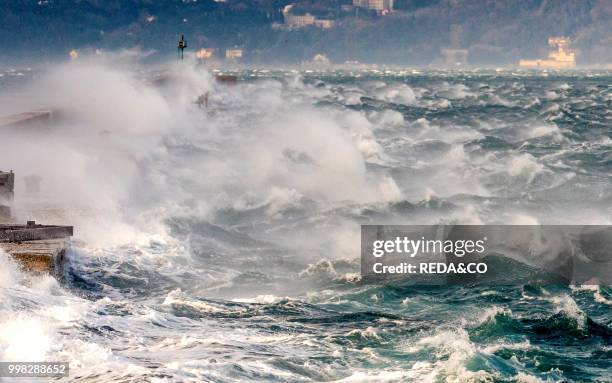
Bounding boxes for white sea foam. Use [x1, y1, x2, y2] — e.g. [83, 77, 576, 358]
[435, 82, 474, 100]
[376, 83, 417, 105]
[0, 64, 609, 382]
[0, 250, 116, 376]
[571, 285, 612, 305]
[550, 294, 587, 330]
[410, 329, 494, 382]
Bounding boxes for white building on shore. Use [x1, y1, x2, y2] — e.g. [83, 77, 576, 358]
[281, 4, 334, 29]
[353, 0, 394, 13]
[225, 49, 243, 60]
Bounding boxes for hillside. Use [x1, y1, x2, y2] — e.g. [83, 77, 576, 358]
[0, 0, 610, 65]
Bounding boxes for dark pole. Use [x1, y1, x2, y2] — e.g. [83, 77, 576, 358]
[178, 34, 187, 60]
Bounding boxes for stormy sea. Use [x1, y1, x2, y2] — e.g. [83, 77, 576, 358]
[0, 63, 610, 382]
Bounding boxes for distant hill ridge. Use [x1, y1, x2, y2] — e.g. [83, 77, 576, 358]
[1, 0, 610, 65]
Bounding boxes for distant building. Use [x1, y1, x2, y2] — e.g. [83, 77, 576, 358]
[285, 13, 316, 28]
[225, 49, 243, 60]
[0, 170, 14, 203]
[353, 0, 394, 13]
[519, 37, 576, 68]
[312, 53, 330, 64]
[303, 53, 331, 69]
[367, 0, 394, 12]
[196, 48, 215, 60]
[314, 19, 334, 29]
[0, 170, 14, 221]
[282, 4, 334, 29]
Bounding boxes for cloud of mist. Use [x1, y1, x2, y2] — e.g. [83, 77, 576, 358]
[0, 54, 401, 252]
[0, 54, 213, 245]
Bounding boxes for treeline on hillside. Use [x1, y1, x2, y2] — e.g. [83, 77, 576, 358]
[0, 0, 610, 65]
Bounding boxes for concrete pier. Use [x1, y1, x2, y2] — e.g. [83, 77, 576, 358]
[0, 109, 54, 129]
[1, 159, 73, 276]
[0, 222, 73, 273]
[1, 238, 69, 272]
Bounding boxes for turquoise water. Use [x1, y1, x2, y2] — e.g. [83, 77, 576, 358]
[0, 67, 610, 382]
